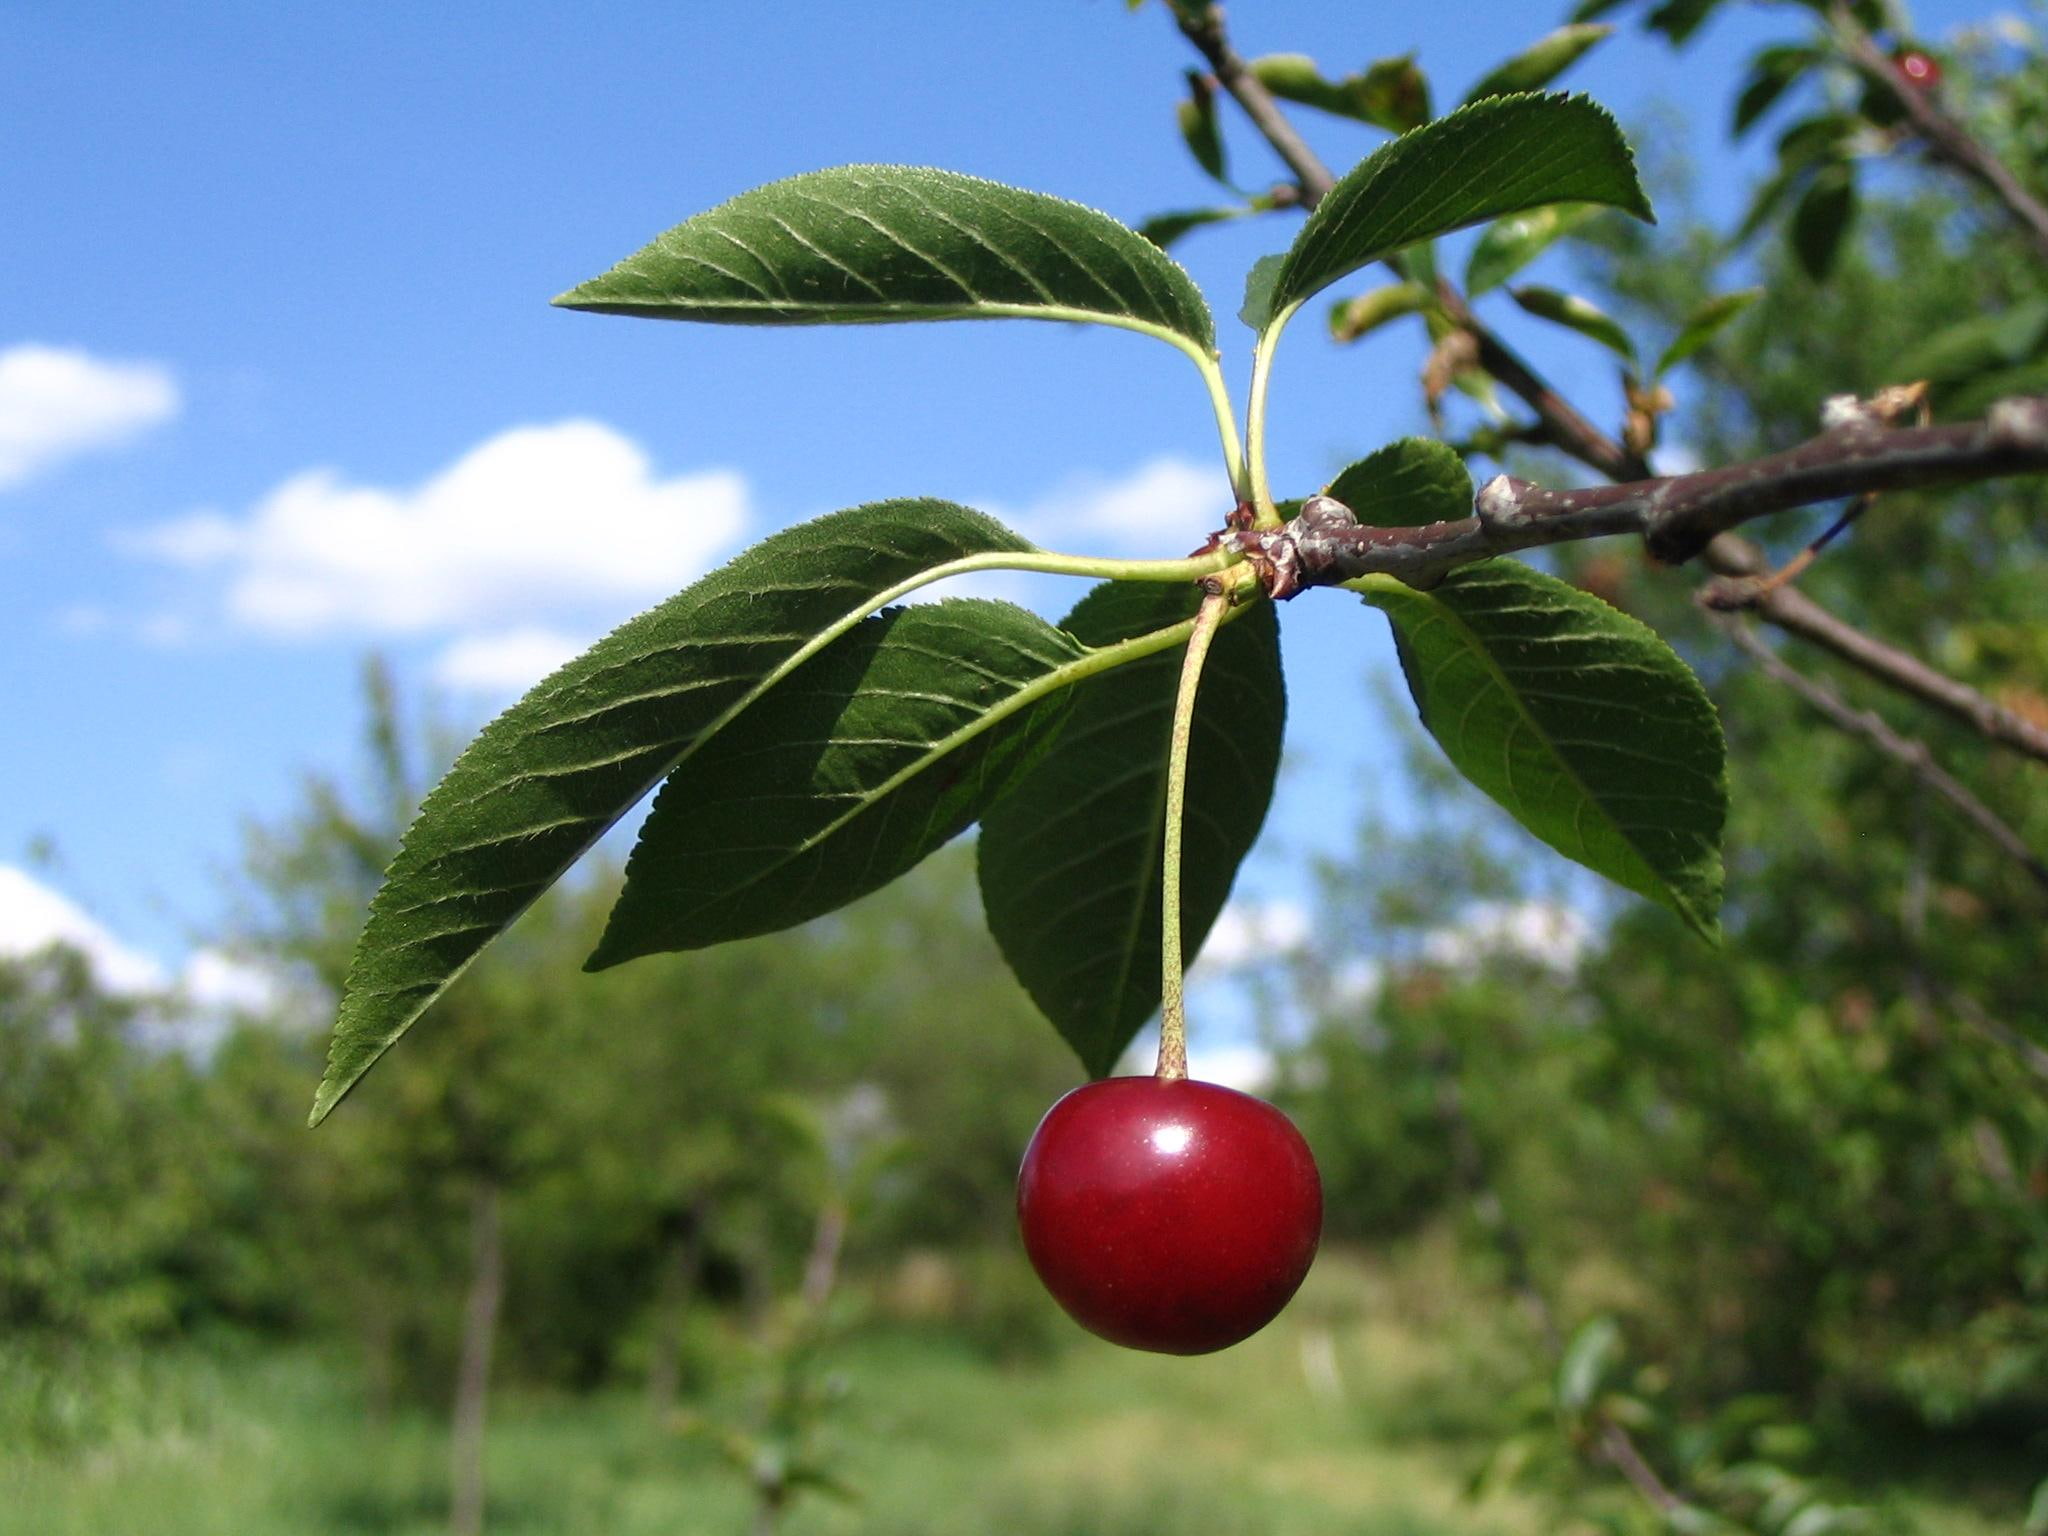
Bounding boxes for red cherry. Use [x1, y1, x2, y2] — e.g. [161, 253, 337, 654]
[1017, 1076, 1322, 1354]
[1895, 49, 1942, 88]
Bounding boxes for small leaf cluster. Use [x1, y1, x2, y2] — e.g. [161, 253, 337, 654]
[314, 92, 1731, 1122]
[1477, 1317, 1884, 1535]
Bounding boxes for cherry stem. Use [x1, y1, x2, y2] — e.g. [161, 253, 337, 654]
[1157, 583, 1230, 1082]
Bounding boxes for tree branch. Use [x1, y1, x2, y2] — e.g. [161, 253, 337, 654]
[1173, 5, 1336, 204]
[1701, 537, 2048, 767]
[1227, 395, 2048, 590]
[1171, 7, 2048, 774]
[1835, 14, 2048, 268]
[1718, 619, 2048, 896]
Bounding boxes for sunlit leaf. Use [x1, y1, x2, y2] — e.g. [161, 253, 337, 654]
[1510, 284, 1637, 361]
[1250, 52, 1431, 133]
[1465, 204, 1601, 296]
[1557, 1316, 1624, 1416]
[556, 165, 1215, 358]
[1329, 281, 1434, 342]
[1360, 561, 1725, 938]
[1324, 438, 1472, 526]
[312, 501, 1034, 1123]
[1268, 95, 1651, 322]
[1464, 24, 1613, 104]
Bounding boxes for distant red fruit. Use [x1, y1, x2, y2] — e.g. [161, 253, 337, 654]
[1017, 1076, 1322, 1355]
[1894, 49, 1942, 89]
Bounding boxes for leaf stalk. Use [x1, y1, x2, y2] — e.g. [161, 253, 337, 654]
[1156, 584, 1232, 1081]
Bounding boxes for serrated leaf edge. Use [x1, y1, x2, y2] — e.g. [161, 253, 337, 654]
[1358, 570, 1723, 940]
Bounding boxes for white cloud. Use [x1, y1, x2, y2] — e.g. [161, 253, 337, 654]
[178, 947, 285, 1017]
[1199, 1042, 1276, 1093]
[125, 419, 747, 637]
[1421, 899, 1592, 973]
[0, 868, 309, 1050]
[1651, 441, 1703, 477]
[0, 343, 179, 491]
[1192, 896, 1312, 977]
[1011, 454, 1228, 554]
[0, 865, 168, 995]
[434, 625, 588, 694]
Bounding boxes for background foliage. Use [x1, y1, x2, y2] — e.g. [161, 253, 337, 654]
[5, 1, 2046, 1532]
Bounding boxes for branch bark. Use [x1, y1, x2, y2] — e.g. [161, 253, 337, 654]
[449, 1177, 503, 1536]
[1228, 396, 2048, 592]
[1173, 5, 1335, 204]
[1172, 5, 2048, 775]
[1719, 619, 2048, 895]
[1701, 538, 2048, 766]
[1835, 14, 2048, 267]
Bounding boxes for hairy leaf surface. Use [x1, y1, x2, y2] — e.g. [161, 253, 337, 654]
[555, 165, 1215, 358]
[1362, 562, 1725, 938]
[589, 599, 1089, 968]
[978, 584, 1285, 1077]
[1270, 94, 1651, 320]
[313, 501, 1033, 1123]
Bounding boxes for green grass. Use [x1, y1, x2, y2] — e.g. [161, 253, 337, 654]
[0, 1241, 2025, 1535]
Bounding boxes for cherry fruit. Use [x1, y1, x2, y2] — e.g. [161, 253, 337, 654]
[1017, 1076, 1322, 1354]
[1894, 48, 1942, 88]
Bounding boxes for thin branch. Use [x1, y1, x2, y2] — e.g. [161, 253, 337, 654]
[1171, 6, 2048, 779]
[1174, 3, 1647, 486]
[1835, 13, 2048, 267]
[1701, 537, 2048, 767]
[1719, 619, 2048, 895]
[1173, 5, 1336, 204]
[1227, 394, 2048, 590]
[1943, 990, 2048, 1086]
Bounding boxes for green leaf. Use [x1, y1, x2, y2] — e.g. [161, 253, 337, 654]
[1328, 281, 1433, 343]
[1509, 284, 1636, 361]
[1557, 1316, 1624, 1416]
[1942, 358, 2048, 420]
[555, 165, 1215, 359]
[1790, 162, 1857, 283]
[1347, 55, 1434, 132]
[588, 599, 1086, 968]
[1463, 25, 1613, 104]
[1249, 53, 1431, 133]
[1656, 287, 1764, 376]
[1732, 45, 1820, 137]
[1892, 297, 2048, 386]
[1240, 253, 1285, 333]
[1138, 205, 1248, 250]
[1324, 438, 1472, 527]
[1647, 0, 1725, 43]
[978, 584, 1284, 1077]
[1361, 561, 1725, 939]
[312, 500, 1034, 1124]
[1177, 70, 1230, 185]
[1464, 204, 1600, 296]
[1268, 95, 1652, 322]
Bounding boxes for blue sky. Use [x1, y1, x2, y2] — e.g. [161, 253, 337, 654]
[0, 0, 1987, 1014]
